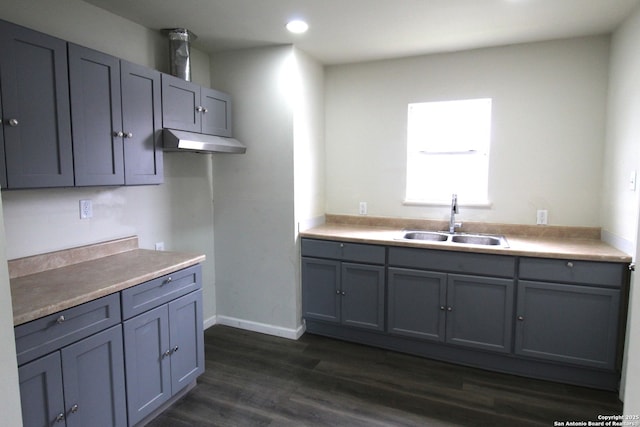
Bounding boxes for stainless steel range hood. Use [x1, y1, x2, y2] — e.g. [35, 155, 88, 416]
[163, 129, 247, 154]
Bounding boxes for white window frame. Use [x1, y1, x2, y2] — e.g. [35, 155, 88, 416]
[404, 98, 492, 206]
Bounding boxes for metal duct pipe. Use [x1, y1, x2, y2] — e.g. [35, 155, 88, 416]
[163, 28, 197, 81]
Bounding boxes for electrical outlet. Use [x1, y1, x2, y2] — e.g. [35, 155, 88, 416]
[79, 199, 92, 219]
[536, 209, 548, 225]
[155, 242, 165, 251]
[359, 202, 367, 215]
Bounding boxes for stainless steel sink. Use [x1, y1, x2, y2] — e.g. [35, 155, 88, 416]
[402, 231, 449, 242]
[398, 230, 509, 248]
[450, 234, 504, 246]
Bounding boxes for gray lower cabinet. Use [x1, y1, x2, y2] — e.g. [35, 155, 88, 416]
[19, 325, 127, 427]
[515, 257, 625, 370]
[388, 268, 514, 353]
[302, 239, 385, 331]
[0, 19, 73, 189]
[161, 73, 232, 137]
[69, 44, 163, 186]
[123, 267, 204, 426]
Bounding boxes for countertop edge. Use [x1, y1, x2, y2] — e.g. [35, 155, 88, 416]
[11, 249, 206, 326]
[300, 225, 632, 263]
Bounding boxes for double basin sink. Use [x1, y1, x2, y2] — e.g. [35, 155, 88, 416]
[399, 230, 509, 248]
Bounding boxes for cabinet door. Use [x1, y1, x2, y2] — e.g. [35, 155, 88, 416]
[0, 20, 73, 188]
[302, 257, 341, 323]
[341, 262, 385, 331]
[515, 280, 620, 369]
[19, 352, 65, 427]
[446, 274, 514, 353]
[124, 305, 171, 426]
[121, 61, 163, 185]
[69, 44, 124, 186]
[200, 87, 232, 136]
[61, 325, 127, 427]
[161, 73, 200, 132]
[388, 268, 447, 341]
[169, 290, 204, 393]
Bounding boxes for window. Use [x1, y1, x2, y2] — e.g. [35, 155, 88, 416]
[405, 98, 492, 205]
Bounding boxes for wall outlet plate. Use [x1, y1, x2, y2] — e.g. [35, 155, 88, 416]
[155, 242, 165, 251]
[536, 209, 548, 225]
[359, 201, 367, 215]
[79, 199, 92, 219]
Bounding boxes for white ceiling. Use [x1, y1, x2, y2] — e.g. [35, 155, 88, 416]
[82, 0, 640, 64]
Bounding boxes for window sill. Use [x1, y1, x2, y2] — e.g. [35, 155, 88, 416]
[403, 199, 492, 209]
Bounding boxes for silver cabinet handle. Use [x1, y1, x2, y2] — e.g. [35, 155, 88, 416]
[163, 276, 173, 285]
[341, 291, 346, 296]
[447, 307, 453, 312]
[566, 262, 574, 268]
[7, 118, 18, 127]
[55, 413, 65, 423]
[517, 316, 525, 321]
[69, 404, 79, 413]
[335, 290, 340, 295]
[202, 108, 208, 113]
[114, 131, 124, 137]
[125, 132, 133, 138]
[171, 345, 179, 353]
[439, 306, 446, 311]
[162, 349, 172, 359]
[196, 106, 203, 112]
[56, 315, 65, 324]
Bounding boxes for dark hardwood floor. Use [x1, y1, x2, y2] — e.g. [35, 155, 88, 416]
[147, 325, 622, 426]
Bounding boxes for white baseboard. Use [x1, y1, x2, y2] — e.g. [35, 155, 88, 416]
[203, 314, 305, 340]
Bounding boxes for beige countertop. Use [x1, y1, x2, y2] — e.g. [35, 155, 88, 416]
[300, 216, 632, 263]
[10, 236, 205, 326]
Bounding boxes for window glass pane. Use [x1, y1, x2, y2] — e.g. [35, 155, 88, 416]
[406, 98, 492, 204]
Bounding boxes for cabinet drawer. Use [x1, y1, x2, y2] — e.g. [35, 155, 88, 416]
[389, 247, 515, 278]
[15, 293, 120, 366]
[301, 238, 385, 264]
[121, 264, 201, 320]
[519, 257, 625, 288]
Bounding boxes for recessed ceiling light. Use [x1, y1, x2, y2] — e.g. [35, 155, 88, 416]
[286, 20, 309, 34]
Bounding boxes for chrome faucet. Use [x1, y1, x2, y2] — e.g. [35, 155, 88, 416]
[449, 193, 462, 234]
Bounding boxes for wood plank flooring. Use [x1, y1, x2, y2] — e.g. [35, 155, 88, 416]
[146, 325, 622, 426]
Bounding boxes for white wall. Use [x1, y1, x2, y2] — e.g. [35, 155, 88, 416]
[209, 45, 324, 336]
[605, 3, 640, 412]
[325, 36, 610, 227]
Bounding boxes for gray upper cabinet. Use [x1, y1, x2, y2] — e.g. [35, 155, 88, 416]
[161, 73, 232, 136]
[0, 20, 73, 189]
[121, 61, 163, 185]
[69, 44, 163, 186]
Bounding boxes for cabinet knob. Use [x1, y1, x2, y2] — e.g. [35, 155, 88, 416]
[340, 243, 344, 248]
[202, 108, 208, 114]
[566, 262, 574, 268]
[341, 291, 346, 296]
[335, 290, 341, 295]
[114, 131, 124, 138]
[517, 316, 524, 321]
[196, 106, 203, 112]
[447, 306, 453, 312]
[171, 345, 179, 354]
[125, 132, 133, 138]
[7, 118, 18, 127]
[162, 349, 172, 359]
[163, 276, 173, 285]
[55, 413, 65, 423]
[69, 404, 79, 414]
[56, 315, 65, 324]
[439, 306, 445, 311]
